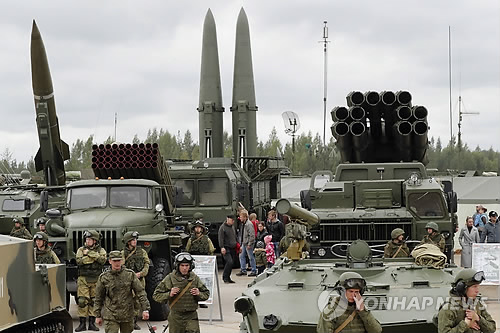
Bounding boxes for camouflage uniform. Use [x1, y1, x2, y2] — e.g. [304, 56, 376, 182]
[383, 240, 410, 258]
[123, 244, 150, 318]
[10, 225, 32, 240]
[35, 247, 61, 264]
[94, 265, 150, 333]
[438, 294, 496, 333]
[420, 233, 445, 253]
[76, 243, 107, 318]
[153, 270, 210, 333]
[317, 296, 382, 333]
[185, 224, 215, 255]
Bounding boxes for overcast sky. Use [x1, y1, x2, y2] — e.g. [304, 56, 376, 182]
[1, 1, 499, 163]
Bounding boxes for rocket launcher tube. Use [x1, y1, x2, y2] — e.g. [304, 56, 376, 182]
[393, 121, 412, 161]
[350, 122, 369, 162]
[412, 105, 428, 120]
[331, 106, 350, 122]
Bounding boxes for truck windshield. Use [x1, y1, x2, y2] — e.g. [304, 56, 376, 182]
[2, 199, 25, 211]
[69, 187, 107, 210]
[110, 186, 152, 209]
[408, 192, 445, 217]
[173, 180, 195, 206]
[199, 179, 229, 206]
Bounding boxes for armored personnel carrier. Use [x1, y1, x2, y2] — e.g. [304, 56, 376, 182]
[234, 91, 460, 332]
[280, 91, 457, 260]
[0, 235, 72, 332]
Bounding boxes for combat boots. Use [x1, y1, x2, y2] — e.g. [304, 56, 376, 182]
[74, 317, 86, 332]
[134, 317, 141, 330]
[88, 316, 100, 331]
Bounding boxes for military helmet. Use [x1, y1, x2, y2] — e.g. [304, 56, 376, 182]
[391, 228, 405, 239]
[425, 222, 439, 232]
[12, 218, 22, 224]
[174, 252, 195, 271]
[338, 272, 367, 294]
[453, 269, 485, 296]
[193, 212, 204, 220]
[36, 217, 48, 226]
[33, 232, 48, 242]
[83, 230, 101, 242]
[122, 231, 139, 244]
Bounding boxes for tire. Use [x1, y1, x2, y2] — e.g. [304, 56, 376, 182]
[146, 257, 171, 321]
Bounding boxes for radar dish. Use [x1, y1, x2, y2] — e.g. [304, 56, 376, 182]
[282, 111, 300, 135]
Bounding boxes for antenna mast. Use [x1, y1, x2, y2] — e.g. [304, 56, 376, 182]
[321, 21, 330, 147]
[448, 26, 453, 144]
[114, 112, 117, 141]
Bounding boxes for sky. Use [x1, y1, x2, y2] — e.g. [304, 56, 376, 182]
[0, 0, 499, 163]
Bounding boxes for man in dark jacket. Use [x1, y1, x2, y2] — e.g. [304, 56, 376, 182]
[265, 210, 284, 258]
[481, 211, 500, 243]
[218, 215, 237, 283]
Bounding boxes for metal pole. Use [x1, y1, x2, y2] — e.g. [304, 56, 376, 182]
[448, 26, 453, 144]
[322, 21, 329, 147]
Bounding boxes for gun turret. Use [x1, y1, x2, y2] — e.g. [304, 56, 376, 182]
[275, 198, 319, 226]
[31, 21, 69, 186]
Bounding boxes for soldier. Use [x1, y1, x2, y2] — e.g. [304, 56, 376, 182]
[419, 222, 445, 253]
[94, 250, 150, 333]
[152, 252, 210, 333]
[383, 228, 410, 258]
[317, 272, 382, 333]
[9, 218, 32, 240]
[121, 231, 150, 330]
[33, 232, 60, 264]
[185, 220, 215, 255]
[437, 269, 496, 332]
[36, 217, 48, 234]
[75, 230, 107, 332]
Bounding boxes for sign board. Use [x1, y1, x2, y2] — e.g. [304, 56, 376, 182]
[472, 243, 500, 285]
[192, 255, 216, 304]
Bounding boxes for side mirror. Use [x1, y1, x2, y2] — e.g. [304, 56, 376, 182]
[24, 198, 32, 210]
[40, 190, 49, 212]
[447, 191, 457, 214]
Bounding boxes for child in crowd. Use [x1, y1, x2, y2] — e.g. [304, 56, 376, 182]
[254, 241, 267, 274]
[264, 234, 275, 268]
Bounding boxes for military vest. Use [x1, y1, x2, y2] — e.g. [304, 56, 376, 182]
[35, 247, 57, 264]
[124, 246, 146, 273]
[78, 246, 105, 278]
[189, 234, 210, 255]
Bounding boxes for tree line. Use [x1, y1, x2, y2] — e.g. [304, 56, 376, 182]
[1, 128, 499, 178]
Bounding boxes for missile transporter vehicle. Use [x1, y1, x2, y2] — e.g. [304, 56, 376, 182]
[0, 235, 72, 333]
[169, 156, 284, 248]
[281, 90, 457, 260]
[234, 91, 460, 332]
[44, 143, 183, 320]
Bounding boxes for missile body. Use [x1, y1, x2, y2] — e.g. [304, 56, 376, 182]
[231, 8, 257, 163]
[198, 9, 224, 159]
[31, 21, 69, 186]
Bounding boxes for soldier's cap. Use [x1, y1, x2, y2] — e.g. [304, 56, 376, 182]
[108, 250, 123, 261]
[489, 211, 497, 217]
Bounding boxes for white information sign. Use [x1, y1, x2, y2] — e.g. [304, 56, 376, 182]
[192, 255, 216, 304]
[472, 243, 500, 285]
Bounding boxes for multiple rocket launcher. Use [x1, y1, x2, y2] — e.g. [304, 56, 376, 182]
[331, 90, 429, 165]
[198, 8, 257, 162]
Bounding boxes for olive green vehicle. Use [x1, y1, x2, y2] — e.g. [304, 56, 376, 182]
[169, 156, 283, 248]
[44, 143, 183, 321]
[0, 235, 72, 333]
[234, 91, 460, 332]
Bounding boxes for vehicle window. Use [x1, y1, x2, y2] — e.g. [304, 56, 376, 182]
[408, 192, 445, 217]
[173, 180, 195, 206]
[199, 179, 229, 206]
[110, 186, 152, 209]
[69, 187, 107, 210]
[2, 199, 26, 211]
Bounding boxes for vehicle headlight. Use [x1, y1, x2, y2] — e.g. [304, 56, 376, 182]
[318, 248, 326, 257]
[310, 234, 319, 242]
[441, 231, 451, 239]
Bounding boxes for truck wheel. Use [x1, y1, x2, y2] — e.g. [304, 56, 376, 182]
[146, 257, 171, 321]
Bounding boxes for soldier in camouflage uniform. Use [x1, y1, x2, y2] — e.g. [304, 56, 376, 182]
[437, 269, 496, 332]
[153, 252, 210, 333]
[317, 272, 382, 333]
[122, 231, 150, 330]
[383, 228, 410, 258]
[94, 250, 150, 333]
[420, 222, 446, 253]
[185, 220, 215, 255]
[36, 217, 48, 234]
[33, 232, 60, 264]
[75, 230, 107, 332]
[9, 218, 32, 240]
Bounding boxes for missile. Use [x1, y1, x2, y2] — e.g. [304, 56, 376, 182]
[31, 20, 69, 186]
[231, 7, 257, 163]
[198, 9, 224, 159]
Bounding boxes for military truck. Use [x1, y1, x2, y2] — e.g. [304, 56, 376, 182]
[0, 235, 72, 333]
[43, 143, 182, 321]
[278, 91, 457, 260]
[169, 156, 284, 248]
